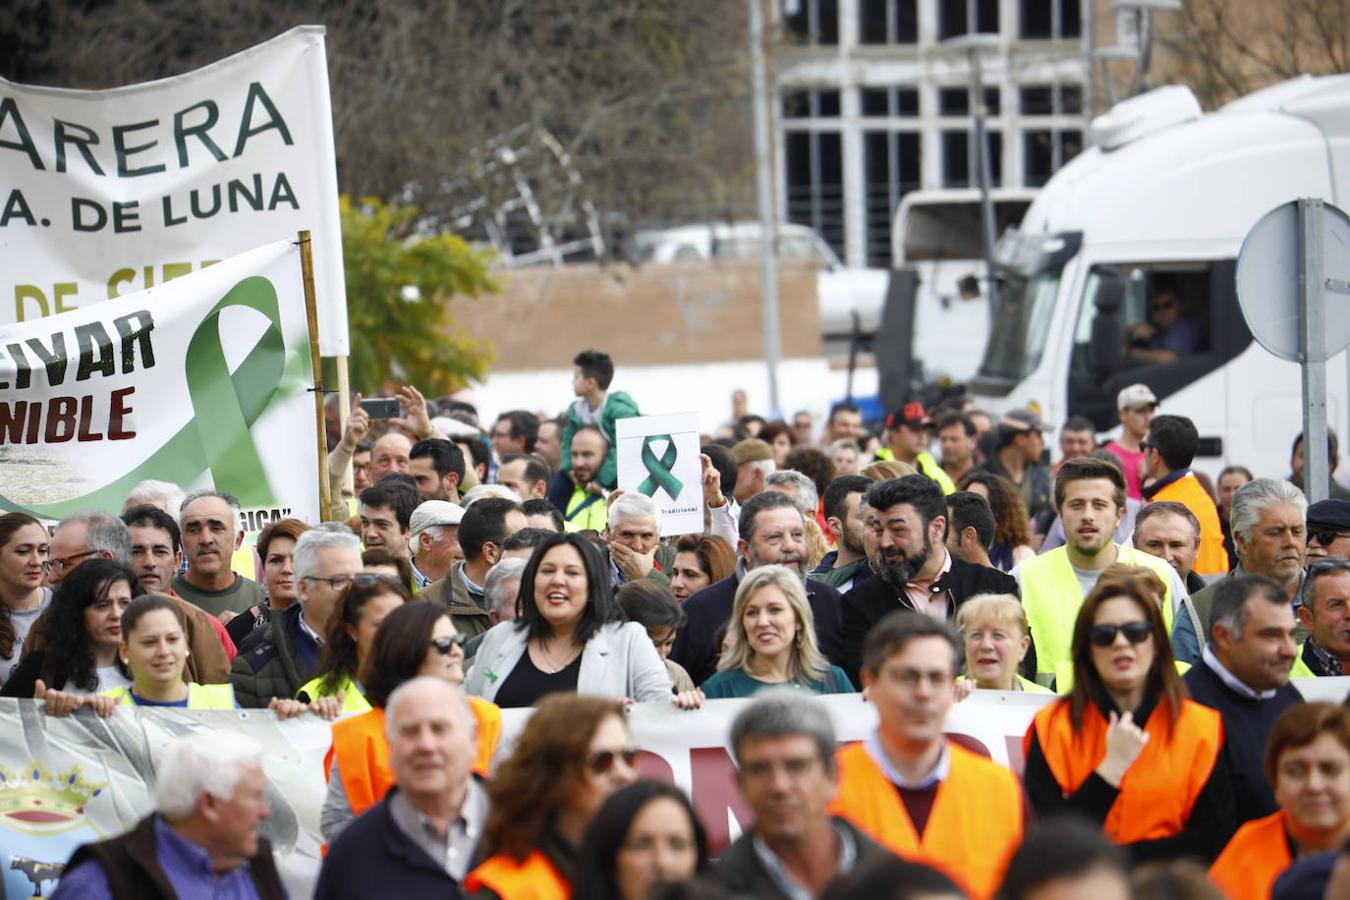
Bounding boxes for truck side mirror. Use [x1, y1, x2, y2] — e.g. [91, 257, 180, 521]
[1090, 268, 1125, 379]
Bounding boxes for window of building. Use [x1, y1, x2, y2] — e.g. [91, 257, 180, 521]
[1019, 0, 1082, 39]
[785, 130, 846, 259]
[939, 87, 970, 116]
[859, 0, 919, 44]
[939, 0, 1000, 38]
[859, 86, 921, 117]
[1019, 83, 1082, 116]
[942, 130, 1002, 188]
[863, 130, 922, 267]
[1023, 129, 1082, 186]
[785, 0, 841, 45]
[782, 88, 842, 119]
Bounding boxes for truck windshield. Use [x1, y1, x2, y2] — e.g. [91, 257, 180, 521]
[977, 269, 1062, 381]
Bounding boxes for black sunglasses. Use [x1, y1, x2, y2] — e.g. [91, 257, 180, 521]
[429, 634, 467, 655]
[1089, 621, 1152, 648]
[589, 746, 640, 775]
[1311, 531, 1350, 548]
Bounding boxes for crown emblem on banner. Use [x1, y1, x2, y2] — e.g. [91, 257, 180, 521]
[0, 761, 106, 836]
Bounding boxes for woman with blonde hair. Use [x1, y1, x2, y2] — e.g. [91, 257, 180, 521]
[699, 565, 853, 698]
[861, 459, 917, 481]
[955, 593, 1050, 693]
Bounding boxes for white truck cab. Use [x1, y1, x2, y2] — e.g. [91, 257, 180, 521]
[970, 75, 1350, 477]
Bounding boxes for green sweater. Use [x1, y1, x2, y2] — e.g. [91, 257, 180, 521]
[561, 390, 640, 490]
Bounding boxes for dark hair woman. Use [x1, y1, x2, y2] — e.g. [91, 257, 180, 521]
[226, 516, 311, 647]
[466, 695, 639, 898]
[464, 533, 670, 708]
[320, 600, 502, 846]
[0, 512, 52, 686]
[577, 780, 710, 900]
[3, 559, 141, 702]
[1022, 565, 1233, 864]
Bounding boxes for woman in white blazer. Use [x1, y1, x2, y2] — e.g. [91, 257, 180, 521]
[465, 532, 672, 707]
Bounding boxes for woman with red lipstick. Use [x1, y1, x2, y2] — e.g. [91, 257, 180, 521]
[1022, 565, 1234, 863]
[2, 558, 139, 702]
[0, 512, 52, 686]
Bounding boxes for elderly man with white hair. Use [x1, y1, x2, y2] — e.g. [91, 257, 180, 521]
[605, 491, 676, 586]
[55, 733, 285, 899]
[122, 479, 186, 518]
[315, 677, 487, 897]
[1186, 477, 1308, 653]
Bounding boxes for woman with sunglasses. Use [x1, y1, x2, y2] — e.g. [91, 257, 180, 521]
[467, 695, 639, 899]
[289, 574, 412, 719]
[319, 600, 502, 843]
[465, 532, 671, 708]
[0, 512, 52, 687]
[1022, 565, 1232, 863]
[576, 780, 710, 900]
[3, 560, 139, 711]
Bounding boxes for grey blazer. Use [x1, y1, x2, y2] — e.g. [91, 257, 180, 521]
[464, 620, 673, 703]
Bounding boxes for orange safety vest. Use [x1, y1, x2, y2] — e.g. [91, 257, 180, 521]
[324, 697, 502, 816]
[1152, 472, 1228, 577]
[464, 850, 570, 900]
[1025, 697, 1223, 843]
[829, 740, 1023, 900]
[1208, 810, 1293, 900]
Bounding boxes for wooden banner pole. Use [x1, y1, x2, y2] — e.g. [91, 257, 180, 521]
[297, 230, 333, 522]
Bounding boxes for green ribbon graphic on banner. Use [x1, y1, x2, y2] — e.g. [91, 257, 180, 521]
[638, 434, 683, 500]
[0, 275, 304, 519]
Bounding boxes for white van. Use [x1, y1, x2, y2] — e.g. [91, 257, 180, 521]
[969, 75, 1350, 478]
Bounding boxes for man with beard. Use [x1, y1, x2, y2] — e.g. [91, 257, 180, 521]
[1013, 457, 1186, 689]
[840, 476, 1014, 686]
[811, 476, 872, 592]
[546, 425, 611, 532]
[669, 491, 845, 685]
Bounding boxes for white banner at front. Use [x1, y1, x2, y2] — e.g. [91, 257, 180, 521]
[0, 26, 349, 355]
[3, 679, 1346, 898]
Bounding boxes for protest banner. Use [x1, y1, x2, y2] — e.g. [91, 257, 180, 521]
[0, 239, 321, 529]
[616, 413, 703, 535]
[0, 26, 349, 355]
[5, 679, 1346, 897]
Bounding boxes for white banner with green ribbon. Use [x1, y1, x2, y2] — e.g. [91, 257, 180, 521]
[0, 25, 349, 355]
[0, 239, 320, 528]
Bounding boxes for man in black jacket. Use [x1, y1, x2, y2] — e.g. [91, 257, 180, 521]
[670, 491, 843, 686]
[716, 690, 894, 898]
[315, 677, 487, 898]
[842, 475, 1016, 685]
[1184, 574, 1302, 828]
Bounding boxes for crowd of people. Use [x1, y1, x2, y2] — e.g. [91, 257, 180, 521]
[3, 348, 1349, 898]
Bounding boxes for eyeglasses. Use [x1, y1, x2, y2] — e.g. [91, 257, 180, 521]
[589, 746, 640, 775]
[1138, 440, 1153, 452]
[47, 549, 98, 575]
[429, 634, 467, 655]
[1089, 621, 1153, 648]
[1150, 300, 1177, 313]
[1310, 530, 1350, 548]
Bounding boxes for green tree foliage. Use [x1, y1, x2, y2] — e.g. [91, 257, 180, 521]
[340, 196, 498, 394]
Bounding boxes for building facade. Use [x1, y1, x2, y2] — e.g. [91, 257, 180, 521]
[776, 0, 1090, 269]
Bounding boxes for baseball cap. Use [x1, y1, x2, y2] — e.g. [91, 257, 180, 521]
[886, 402, 931, 430]
[732, 438, 773, 465]
[999, 408, 1051, 434]
[1117, 384, 1158, 411]
[408, 500, 464, 553]
[1307, 499, 1350, 531]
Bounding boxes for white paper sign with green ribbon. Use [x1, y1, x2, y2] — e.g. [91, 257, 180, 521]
[616, 412, 703, 536]
[0, 26, 349, 355]
[0, 239, 320, 529]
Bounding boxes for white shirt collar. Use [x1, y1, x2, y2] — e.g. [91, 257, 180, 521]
[1202, 645, 1276, 700]
[863, 730, 950, 789]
